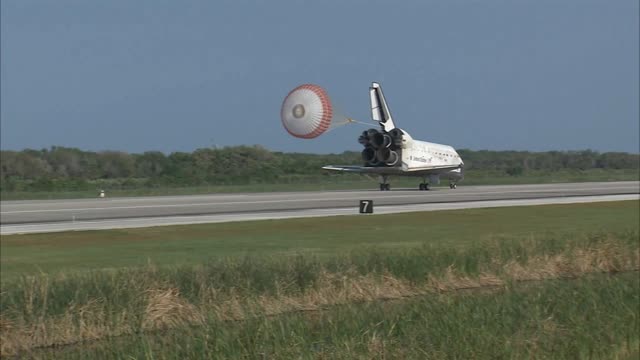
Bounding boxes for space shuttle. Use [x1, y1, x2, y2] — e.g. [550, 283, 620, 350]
[323, 82, 464, 191]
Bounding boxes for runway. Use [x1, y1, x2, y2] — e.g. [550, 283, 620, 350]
[1, 181, 638, 235]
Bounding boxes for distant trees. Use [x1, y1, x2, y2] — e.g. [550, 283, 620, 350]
[0, 146, 638, 193]
[135, 151, 169, 178]
[456, 149, 639, 173]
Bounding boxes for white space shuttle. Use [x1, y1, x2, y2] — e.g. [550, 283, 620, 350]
[323, 82, 464, 191]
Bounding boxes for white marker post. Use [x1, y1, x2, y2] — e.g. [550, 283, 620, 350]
[99, 190, 105, 198]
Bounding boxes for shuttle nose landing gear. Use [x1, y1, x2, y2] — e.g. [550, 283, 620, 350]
[449, 183, 457, 189]
[379, 176, 391, 191]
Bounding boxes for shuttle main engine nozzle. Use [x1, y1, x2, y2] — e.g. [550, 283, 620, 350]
[362, 147, 377, 163]
[376, 148, 399, 166]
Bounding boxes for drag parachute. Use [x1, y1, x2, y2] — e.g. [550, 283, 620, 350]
[281, 84, 334, 139]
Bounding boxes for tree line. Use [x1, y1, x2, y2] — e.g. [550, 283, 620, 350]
[1, 146, 638, 192]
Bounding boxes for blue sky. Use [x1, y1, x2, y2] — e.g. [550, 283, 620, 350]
[1, 0, 638, 153]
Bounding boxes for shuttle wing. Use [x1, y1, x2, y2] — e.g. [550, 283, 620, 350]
[322, 165, 403, 174]
[404, 164, 463, 172]
[323, 164, 462, 175]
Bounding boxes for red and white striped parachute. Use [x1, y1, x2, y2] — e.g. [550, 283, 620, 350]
[281, 84, 333, 139]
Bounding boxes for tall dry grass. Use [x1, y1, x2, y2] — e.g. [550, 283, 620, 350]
[1, 231, 638, 357]
[22, 273, 640, 359]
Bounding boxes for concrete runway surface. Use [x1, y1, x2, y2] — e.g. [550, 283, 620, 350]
[1, 181, 638, 235]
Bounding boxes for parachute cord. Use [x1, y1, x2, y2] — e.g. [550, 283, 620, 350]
[325, 118, 375, 133]
[347, 118, 377, 126]
[327, 118, 376, 132]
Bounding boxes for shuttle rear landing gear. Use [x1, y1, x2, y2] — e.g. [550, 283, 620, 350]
[449, 183, 457, 189]
[419, 183, 430, 191]
[379, 176, 390, 191]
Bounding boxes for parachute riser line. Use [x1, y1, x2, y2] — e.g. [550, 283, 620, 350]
[322, 118, 371, 134]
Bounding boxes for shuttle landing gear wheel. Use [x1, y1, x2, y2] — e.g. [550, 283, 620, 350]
[379, 176, 390, 191]
[449, 183, 457, 189]
[419, 183, 430, 191]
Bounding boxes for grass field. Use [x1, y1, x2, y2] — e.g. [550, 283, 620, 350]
[1, 201, 638, 358]
[2, 201, 638, 278]
[1, 168, 637, 200]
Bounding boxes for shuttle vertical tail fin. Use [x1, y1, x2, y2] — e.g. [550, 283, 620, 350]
[369, 82, 396, 131]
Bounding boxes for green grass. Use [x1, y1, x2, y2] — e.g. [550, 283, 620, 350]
[1, 168, 637, 200]
[22, 274, 640, 359]
[2, 201, 638, 279]
[1, 233, 637, 356]
[2, 229, 637, 318]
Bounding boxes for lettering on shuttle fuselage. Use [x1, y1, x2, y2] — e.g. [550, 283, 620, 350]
[410, 155, 429, 163]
